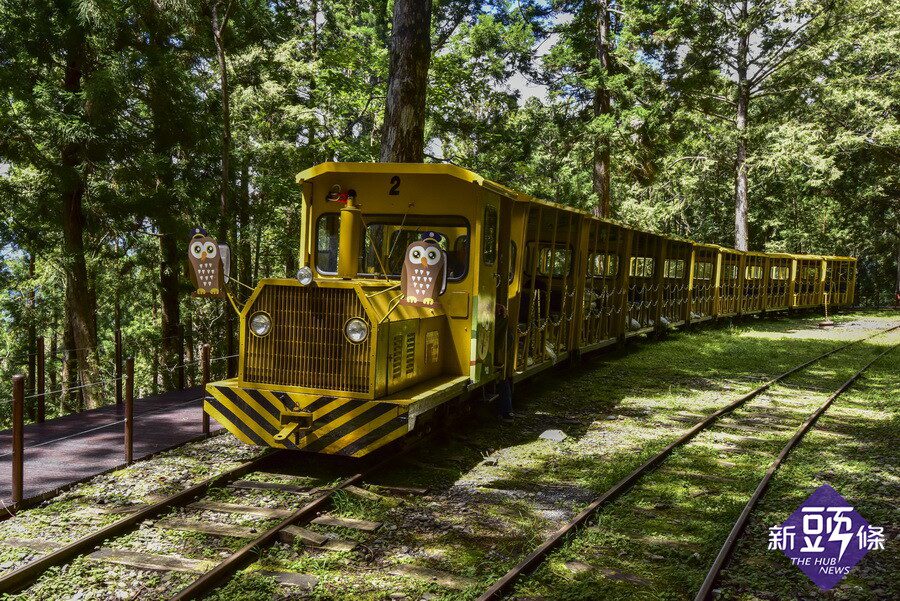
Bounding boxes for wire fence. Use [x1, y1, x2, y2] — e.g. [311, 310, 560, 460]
[0, 343, 237, 425]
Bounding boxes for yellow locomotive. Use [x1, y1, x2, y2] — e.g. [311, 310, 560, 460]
[201, 163, 856, 457]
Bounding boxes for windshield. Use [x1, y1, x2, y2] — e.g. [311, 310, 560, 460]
[316, 214, 470, 281]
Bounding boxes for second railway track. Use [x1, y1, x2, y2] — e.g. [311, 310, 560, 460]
[477, 323, 900, 600]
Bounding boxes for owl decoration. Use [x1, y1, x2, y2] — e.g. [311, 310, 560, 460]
[188, 227, 227, 298]
[400, 232, 448, 308]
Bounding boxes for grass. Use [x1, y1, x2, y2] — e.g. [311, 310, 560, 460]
[510, 317, 899, 600]
[714, 341, 899, 601]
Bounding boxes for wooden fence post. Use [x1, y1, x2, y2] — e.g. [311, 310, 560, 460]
[125, 357, 134, 465]
[201, 344, 210, 436]
[36, 336, 45, 423]
[115, 328, 123, 405]
[178, 326, 186, 391]
[12, 374, 25, 507]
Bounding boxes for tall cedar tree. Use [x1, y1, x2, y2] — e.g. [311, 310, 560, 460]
[381, 0, 433, 162]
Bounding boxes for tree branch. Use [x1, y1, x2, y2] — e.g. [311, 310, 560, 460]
[748, 7, 832, 87]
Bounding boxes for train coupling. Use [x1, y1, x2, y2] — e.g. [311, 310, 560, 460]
[274, 410, 314, 443]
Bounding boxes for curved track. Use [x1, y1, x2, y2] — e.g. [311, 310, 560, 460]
[693, 338, 899, 600]
[476, 323, 899, 601]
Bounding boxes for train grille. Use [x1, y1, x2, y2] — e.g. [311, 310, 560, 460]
[243, 285, 371, 393]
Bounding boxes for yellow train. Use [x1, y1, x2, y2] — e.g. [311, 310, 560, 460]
[204, 163, 856, 457]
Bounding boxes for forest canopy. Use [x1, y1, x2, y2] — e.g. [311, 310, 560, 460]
[0, 0, 897, 410]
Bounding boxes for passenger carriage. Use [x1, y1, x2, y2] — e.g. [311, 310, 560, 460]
[202, 163, 857, 457]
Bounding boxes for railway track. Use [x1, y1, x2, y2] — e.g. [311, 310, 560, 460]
[0, 448, 278, 594]
[693, 337, 899, 600]
[168, 446, 409, 600]
[0, 445, 411, 598]
[476, 323, 900, 601]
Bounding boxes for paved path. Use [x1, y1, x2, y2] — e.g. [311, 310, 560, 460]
[0, 387, 222, 508]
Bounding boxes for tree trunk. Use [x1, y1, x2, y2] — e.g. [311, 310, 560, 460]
[159, 230, 182, 390]
[185, 316, 195, 386]
[145, 4, 184, 392]
[593, 1, 612, 218]
[27, 253, 36, 420]
[61, 60, 100, 409]
[895, 238, 900, 304]
[734, 0, 750, 251]
[239, 161, 252, 286]
[308, 0, 319, 161]
[61, 322, 77, 413]
[254, 224, 262, 282]
[380, 0, 432, 162]
[211, 2, 236, 375]
[212, 3, 232, 240]
[284, 204, 298, 277]
[49, 326, 58, 394]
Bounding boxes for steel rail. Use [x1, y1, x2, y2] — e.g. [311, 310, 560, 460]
[169, 447, 406, 601]
[475, 323, 900, 601]
[694, 339, 899, 600]
[0, 449, 281, 594]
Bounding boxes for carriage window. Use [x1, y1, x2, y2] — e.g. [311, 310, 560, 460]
[664, 259, 685, 279]
[315, 213, 340, 274]
[536, 246, 571, 277]
[770, 265, 789, 280]
[629, 257, 655, 278]
[745, 265, 763, 280]
[694, 262, 713, 280]
[725, 264, 739, 279]
[482, 205, 498, 266]
[316, 213, 470, 281]
[589, 253, 619, 277]
[802, 266, 819, 281]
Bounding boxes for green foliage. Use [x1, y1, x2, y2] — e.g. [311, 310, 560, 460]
[0, 0, 896, 411]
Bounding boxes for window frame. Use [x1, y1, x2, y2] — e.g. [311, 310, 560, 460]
[629, 256, 655, 278]
[663, 258, 686, 279]
[588, 253, 619, 278]
[525, 242, 573, 278]
[313, 212, 472, 282]
[314, 212, 341, 275]
[693, 261, 713, 281]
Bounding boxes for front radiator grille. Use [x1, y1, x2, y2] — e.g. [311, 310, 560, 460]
[243, 285, 371, 393]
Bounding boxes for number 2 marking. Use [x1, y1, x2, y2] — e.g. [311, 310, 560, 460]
[389, 176, 400, 195]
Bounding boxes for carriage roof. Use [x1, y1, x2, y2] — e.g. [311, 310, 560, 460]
[296, 162, 855, 263]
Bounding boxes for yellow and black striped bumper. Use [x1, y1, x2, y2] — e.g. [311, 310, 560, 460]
[205, 380, 410, 457]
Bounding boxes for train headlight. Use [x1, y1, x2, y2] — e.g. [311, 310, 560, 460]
[296, 266, 313, 286]
[344, 318, 369, 343]
[249, 312, 271, 337]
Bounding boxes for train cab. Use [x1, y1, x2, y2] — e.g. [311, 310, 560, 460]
[205, 163, 514, 456]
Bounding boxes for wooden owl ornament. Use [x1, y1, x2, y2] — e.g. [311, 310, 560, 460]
[400, 232, 447, 308]
[188, 228, 226, 298]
